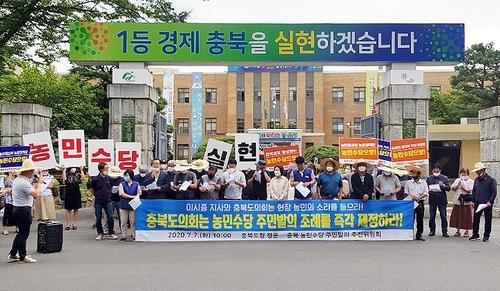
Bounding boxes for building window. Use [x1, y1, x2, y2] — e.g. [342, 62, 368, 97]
[254, 90, 262, 101]
[253, 118, 261, 128]
[430, 86, 442, 92]
[332, 117, 344, 134]
[353, 117, 361, 135]
[332, 87, 344, 103]
[305, 118, 314, 133]
[205, 88, 217, 103]
[271, 87, 280, 101]
[288, 119, 297, 129]
[289, 87, 297, 101]
[237, 119, 245, 133]
[306, 87, 314, 101]
[205, 118, 217, 135]
[177, 118, 190, 135]
[178, 88, 189, 103]
[354, 87, 365, 102]
[305, 142, 314, 149]
[268, 121, 281, 129]
[237, 90, 245, 101]
[177, 144, 189, 160]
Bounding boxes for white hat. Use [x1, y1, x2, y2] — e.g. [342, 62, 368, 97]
[472, 162, 487, 173]
[108, 166, 122, 178]
[174, 160, 191, 172]
[191, 159, 209, 170]
[17, 158, 41, 173]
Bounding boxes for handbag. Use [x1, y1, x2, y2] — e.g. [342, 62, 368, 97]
[459, 193, 473, 203]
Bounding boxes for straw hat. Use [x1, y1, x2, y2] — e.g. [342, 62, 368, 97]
[17, 158, 41, 173]
[353, 159, 370, 169]
[321, 158, 340, 170]
[472, 162, 487, 173]
[407, 165, 424, 174]
[174, 160, 191, 172]
[191, 159, 209, 170]
[108, 166, 122, 178]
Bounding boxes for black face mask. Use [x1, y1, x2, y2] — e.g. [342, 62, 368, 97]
[413, 175, 420, 180]
[208, 173, 215, 178]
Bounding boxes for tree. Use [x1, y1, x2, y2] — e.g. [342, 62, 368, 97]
[0, 65, 104, 138]
[192, 136, 235, 160]
[451, 42, 500, 108]
[0, 0, 189, 71]
[303, 145, 339, 165]
[430, 89, 486, 124]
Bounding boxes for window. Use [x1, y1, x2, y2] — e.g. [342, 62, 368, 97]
[253, 118, 261, 128]
[305, 118, 314, 133]
[178, 88, 189, 103]
[288, 119, 297, 129]
[353, 117, 361, 135]
[354, 87, 365, 102]
[177, 144, 189, 160]
[254, 90, 262, 101]
[205, 88, 217, 103]
[237, 90, 245, 102]
[305, 142, 314, 149]
[177, 118, 189, 135]
[271, 87, 280, 102]
[332, 87, 344, 103]
[306, 88, 314, 101]
[289, 87, 297, 101]
[205, 118, 217, 135]
[430, 86, 442, 92]
[237, 119, 245, 133]
[332, 117, 344, 134]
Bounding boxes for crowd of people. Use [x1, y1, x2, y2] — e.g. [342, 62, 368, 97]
[0, 155, 497, 263]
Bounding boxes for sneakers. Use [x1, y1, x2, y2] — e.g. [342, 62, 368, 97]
[120, 237, 126, 243]
[428, 231, 435, 237]
[109, 234, 118, 240]
[483, 237, 490, 242]
[442, 233, 449, 238]
[8, 254, 19, 262]
[469, 235, 480, 241]
[95, 234, 103, 241]
[19, 256, 37, 263]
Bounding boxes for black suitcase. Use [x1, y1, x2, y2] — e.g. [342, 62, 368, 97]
[37, 221, 63, 253]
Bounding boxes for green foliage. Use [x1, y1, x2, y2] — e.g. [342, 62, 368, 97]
[167, 124, 175, 134]
[0, 65, 104, 138]
[157, 97, 167, 112]
[192, 136, 235, 160]
[430, 89, 487, 124]
[303, 145, 339, 164]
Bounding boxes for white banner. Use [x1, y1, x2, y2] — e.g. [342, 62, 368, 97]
[22, 131, 57, 170]
[58, 130, 86, 168]
[203, 139, 232, 172]
[88, 139, 115, 176]
[115, 142, 141, 174]
[163, 71, 174, 126]
[235, 134, 260, 170]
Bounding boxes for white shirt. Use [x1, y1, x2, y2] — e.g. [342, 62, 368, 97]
[12, 175, 35, 207]
[41, 175, 54, 197]
[404, 179, 429, 201]
[451, 177, 474, 205]
[221, 169, 246, 199]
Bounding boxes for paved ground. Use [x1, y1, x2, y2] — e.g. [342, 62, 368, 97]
[1, 208, 500, 291]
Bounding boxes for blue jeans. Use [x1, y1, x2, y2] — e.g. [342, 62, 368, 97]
[95, 202, 114, 235]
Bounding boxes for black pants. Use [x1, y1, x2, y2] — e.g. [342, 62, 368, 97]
[9, 206, 32, 260]
[473, 204, 492, 238]
[429, 201, 448, 233]
[414, 201, 424, 238]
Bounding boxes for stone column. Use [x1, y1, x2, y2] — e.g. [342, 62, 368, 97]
[375, 63, 429, 140]
[1, 103, 52, 145]
[479, 106, 500, 204]
[108, 83, 158, 164]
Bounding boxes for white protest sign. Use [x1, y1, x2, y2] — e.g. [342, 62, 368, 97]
[22, 131, 57, 170]
[203, 139, 232, 173]
[58, 130, 86, 168]
[115, 142, 141, 174]
[235, 134, 260, 170]
[88, 139, 114, 176]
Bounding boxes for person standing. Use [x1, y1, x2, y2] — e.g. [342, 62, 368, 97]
[172, 161, 198, 200]
[146, 159, 169, 199]
[426, 164, 451, 237]
[8, 159, 42, 263]
[350, 160, 374, 201]
[449, 168, 474, 237]
[108, 166, 124, 230]
[2, 171, 16, 235]
[90, 163, 117, 240]
[290, 156, 316, 200]
[316, 158, 343, 200]
[198, 165, 222, 200]
[375, 165, 401, 201]
[34, 169, 56, 221]
[405, 165, 428, 241]
[118, 169, 141, 242]
[62, 166, 84, 230]
[191, 159, 209, 199]
[269, 166, 289, 200]
[164, 160, 177, 199]
[221, 159, 247, 200]
[134, 165, 154, 198]
[248, 160, 271, 200]
[469, 162, 497, 242]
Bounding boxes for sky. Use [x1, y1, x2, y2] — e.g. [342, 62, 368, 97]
[54, 0, 500, 73]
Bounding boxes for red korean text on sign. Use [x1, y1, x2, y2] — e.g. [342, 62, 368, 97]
[61, 138, 83, 159]
[29, 143, 50, 162]
[117, 150, 139, 171]
[91, 148, 112, 164]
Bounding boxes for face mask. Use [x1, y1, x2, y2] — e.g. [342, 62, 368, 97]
[196, 169, 203, 173]
[208, 173, 215, 178]
[124, 176, 131, 182]
[161, 165, 167, 170]
[326, 166, 334, 172]
[139, 173, 147, 178]
[167, 167, 174, 172]
[383, 171, 391, 176]
[433, 172, 440, 177]
[460, 175, 468, 180]
[358, 166, 366, 172]
[413, 175, 420, 180]
[70, 168, 77, 174]
[274, 170, 281, 177]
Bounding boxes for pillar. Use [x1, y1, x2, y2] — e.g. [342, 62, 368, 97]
[1, 103, 52, 145]
[479, 106, 500, 204]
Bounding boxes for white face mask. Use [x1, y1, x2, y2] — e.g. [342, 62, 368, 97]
[139, 173, 147, 178]
[167, 167, 174, 172]
[326, 166, 334, 172]
[274, 170, 281, 177]
[358, 166, 366, 172]
[460, 175, 468, 180]
[433, 172, 440, 177]
[124, 176, 131, 182]
[70, 168, 77, 174]
[383, 171, 391, 176]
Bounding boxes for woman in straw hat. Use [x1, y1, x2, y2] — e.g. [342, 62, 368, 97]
[8, 159, 43, 263]
[404, 165, 428, 241]
[449, 168, 474, 237]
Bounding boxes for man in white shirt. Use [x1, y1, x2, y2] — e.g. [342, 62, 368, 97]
[404, 165, 428, 241]
[221, 159, 246, 200]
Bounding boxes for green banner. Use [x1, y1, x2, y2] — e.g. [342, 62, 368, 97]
[122, 116, 135, 142]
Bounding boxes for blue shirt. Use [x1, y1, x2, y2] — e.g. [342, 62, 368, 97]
[292, 168, 313, 199]
[90, 174, 112, 204]
[426, 174, 450, 204]
[472, 174, 497, 204]
[317, 171, 343, 198]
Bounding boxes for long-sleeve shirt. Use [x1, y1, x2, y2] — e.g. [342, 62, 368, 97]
[350, 173, 374, 200]
[451, 178, 474, 205]
[269, 177, 289, 200]
[426, 174, 450, 204]
[472, 174, 497, 204]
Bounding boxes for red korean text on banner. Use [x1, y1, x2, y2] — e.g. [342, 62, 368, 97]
[263, 145, 300, 168]
[339, 138, 378, 164]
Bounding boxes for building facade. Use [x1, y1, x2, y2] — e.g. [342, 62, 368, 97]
[153, 70, 454, 160]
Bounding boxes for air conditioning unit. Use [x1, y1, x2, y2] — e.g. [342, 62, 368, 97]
[460, 117, 479, 125]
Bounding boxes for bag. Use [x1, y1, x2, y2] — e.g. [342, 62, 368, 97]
[459, 194, 473, 203]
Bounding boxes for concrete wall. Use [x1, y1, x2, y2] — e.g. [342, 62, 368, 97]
[1, 103, 52, 146]
[479, 106, 500, 204]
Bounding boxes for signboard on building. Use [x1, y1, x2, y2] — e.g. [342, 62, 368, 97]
[112, 68, 153, 86]
[121, 116, 135, 142]
[163, 71, 175, 125]
[191, 72, 203, 153]
[365, 71, 378, 116]
[70, 22, 464, 65]
[228, 66, 322, 72]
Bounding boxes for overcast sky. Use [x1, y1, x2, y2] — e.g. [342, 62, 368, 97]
[55, 0, 500, 73]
